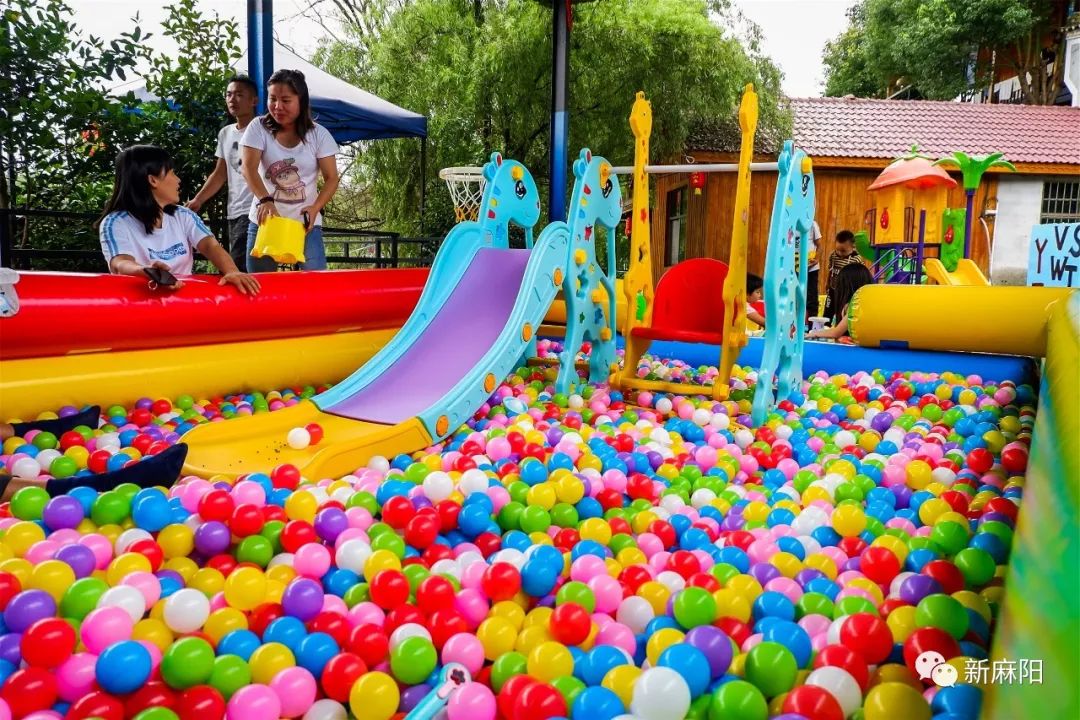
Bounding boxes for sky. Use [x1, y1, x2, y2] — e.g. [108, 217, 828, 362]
[68, 0, 854, 98]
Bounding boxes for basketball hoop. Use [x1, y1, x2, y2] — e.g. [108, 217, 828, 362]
[439, 166, 486, 223]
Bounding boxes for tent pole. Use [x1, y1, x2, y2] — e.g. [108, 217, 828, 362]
[548, 0, 569, 223]
[419, 137, 428, 235]
[247, 0, 274, 114]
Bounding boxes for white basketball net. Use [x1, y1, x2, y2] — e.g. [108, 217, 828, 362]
[439, 166, 486, 223]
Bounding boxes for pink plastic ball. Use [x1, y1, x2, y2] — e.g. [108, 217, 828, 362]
[269, 666, 317, 718]
[56, 653, 97, 702]
[294, 544, 332, 579]
[447, 682, 496, 720]
[81, 606, 134, 654]
[228, 683, 282, 720]
[441, 633, 485, 675]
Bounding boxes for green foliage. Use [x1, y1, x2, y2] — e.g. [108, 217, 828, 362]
[1, 0, 241, 270]
[315, 0, 789, 236]
[822, 0, 1063, 103]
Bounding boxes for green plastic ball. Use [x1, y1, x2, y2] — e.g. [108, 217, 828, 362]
[673, 586, 718, 629]
[161, 637, 215, 689]
[744, 642, 797, 698]
[390, 636, 437, 684]
[10, 486, 50, 521]
[709, 679, 768, 720]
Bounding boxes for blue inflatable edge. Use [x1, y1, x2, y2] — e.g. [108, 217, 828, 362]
[547, 335, 1038, 387]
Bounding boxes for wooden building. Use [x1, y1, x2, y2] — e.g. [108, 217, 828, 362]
[647, 97, 1080, 290]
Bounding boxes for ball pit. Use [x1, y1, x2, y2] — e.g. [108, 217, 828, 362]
[0, 350, 1036, 720]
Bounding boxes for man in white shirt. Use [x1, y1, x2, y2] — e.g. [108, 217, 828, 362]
[188, 75, 259, 269]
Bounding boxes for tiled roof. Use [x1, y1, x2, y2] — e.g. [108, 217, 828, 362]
[789, 97, 1080, 165]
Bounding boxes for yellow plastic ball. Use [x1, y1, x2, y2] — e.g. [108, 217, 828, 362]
[832, 504, 867, 537]
[157, 524, 194, 559]
[526, 484, 557, 510]
[602, 665, 642, 708]
[645, 627, 684, 667]
[364, 549, 402, 578]
[477, 616, 518, 660]
[204, 608, 248, 644]
[918, 498, 951, 526]
[132, 618, 174, 653]
[523, 606, 553, 629]
[771, 552, 803, 579]
[163, 557, 199, 583]
[491, 601, 526, 630]
[579, 518, 612, 545]
[886, 605, 918, 644]
[725, 574, 763, 602]
[223, 567, 267, 612]
[106, 552, 152, 586]
[527, 641, 573, 682]
[554, 475, 585, 504]
[350, 670, 400, 720]
[2, 521, 45, 557]
[712, 589, 752, 623]
[284, 490, 318, 523]
[805, 553, 838, 580]
[188, 567, 225, 597]
[638, 581, 671, 616]
[863, 682, 931, 720]
[248, 642, 295, 684]
[265, 564, 296, 585]
[515, 625, 552, 655]
[28, 559, 76, 602]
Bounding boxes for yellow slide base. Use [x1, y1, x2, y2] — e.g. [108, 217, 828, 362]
[0, 329, 397, 422]
[182, 399, 433, 480]
[544, 279, 627, 327]
[925, 258, 989, 286]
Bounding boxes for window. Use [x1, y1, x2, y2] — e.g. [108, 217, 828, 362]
[1041, 180, 1080, 224]
[665, 186, 688, 266]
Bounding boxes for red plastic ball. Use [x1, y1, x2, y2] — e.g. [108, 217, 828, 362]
[481, 562, 522, 602]
[382, 496, 416, 529]
[1000, 447, 1028, 474]
[88, 449, 112, 473]
[922, 559, 965, 595]
[648, 520, 677, 549]
[474, 531, 502, 557]
[206, 554, 237, 577]
[270, 464, 301, 490]
[230, 504, 265, 537]
[859, 546, 901, 585]
[67, 690, 124, 720]
[549, 602, 591, 646]
[320, 652, 367, 702]
[667, 550, 701, 579]
[129, 538, 165, 571]
[0, 667, 59, 717]
[715, 617, 751, 647]
[348, 624, 389, 668]
[966, 447, 994, 474]
[280, 520, 318, 553]
[404, 514, 440, 549]
[781, 684, 845, 720]
[626, 473, 655, 501]
[903, 627, 962, 681]
[58, 430, 86, 450]
[248, 603, 285, 637]
[384, 604, 425, 635]
[497, 675, 537, 720]
[197, 489, 234, 522]
[436, 500, 462, 532]
[304, 423, 324, 445]
[813, 644, 870, 692]
[513, 681, 567, 720]
[308, 611, 351, 648]
[416, 575, 456, 615]
[0, 571, 22, 610]
[428, 608, 470, 648]
[175, 685, 226, 720]
[839, 613, 893, 664]
[20, 617, 77, 667]
[125, 681, 177, 717]
[369, 569, 410, 609]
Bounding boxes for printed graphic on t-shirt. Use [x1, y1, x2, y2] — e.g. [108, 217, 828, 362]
[230, 140, 242, 172]
[266, 159, 305, 204]
[148, 242, 189, 261]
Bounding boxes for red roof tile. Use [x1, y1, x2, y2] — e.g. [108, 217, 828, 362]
[790, 97, 1080, 165]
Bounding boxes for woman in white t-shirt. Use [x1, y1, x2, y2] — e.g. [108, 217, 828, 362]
[96, 145, 260, 295]
[241, 69, 340, 271]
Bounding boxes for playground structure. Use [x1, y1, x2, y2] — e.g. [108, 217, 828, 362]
[614, 85, 816, 405]
[864, 148, 1014, 287]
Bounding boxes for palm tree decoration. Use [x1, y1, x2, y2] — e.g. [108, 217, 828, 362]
[934, 152, 1016, 260]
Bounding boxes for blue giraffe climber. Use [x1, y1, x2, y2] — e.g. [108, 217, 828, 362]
[554, 148, 622, 394]
[751, 140, 816, 425]
[477, 152, 541, 249]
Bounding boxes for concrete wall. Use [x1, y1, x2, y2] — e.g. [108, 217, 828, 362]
[990, 175, 1046, 286]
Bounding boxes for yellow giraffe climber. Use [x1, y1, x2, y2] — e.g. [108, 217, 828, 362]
[715, 84, 759, 400]
[617, 91, 656, 386]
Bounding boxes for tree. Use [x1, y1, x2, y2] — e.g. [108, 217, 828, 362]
[313, 0, 789, 236]
[822, 0, 1071, 104]
[1, 0, 242, 269]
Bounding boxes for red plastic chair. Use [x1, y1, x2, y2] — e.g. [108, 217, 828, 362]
[631, 258, 729, 345]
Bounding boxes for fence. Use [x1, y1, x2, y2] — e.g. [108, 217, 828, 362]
[0, 208, 441, 271]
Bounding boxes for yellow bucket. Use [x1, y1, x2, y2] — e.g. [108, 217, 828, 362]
[252, 216, 306, 264]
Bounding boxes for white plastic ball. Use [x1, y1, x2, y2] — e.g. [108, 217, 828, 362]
[630, 666, 691, 720]
[303, 699, 348, 720]
[367, 456, 390, 473]
[654, 397, 673, 415]
[389, 622, 432, 650]
[98, 584, 147, 622]
[12, 457, 41, 479]
[287, 427, 311, 450]
[422, 471, 454, 502]
[163, 588, 211, 633]
[34, 449, 62, 472]
[334, 539, 372, 575]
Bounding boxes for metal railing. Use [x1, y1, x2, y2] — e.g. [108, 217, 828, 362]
[0, 208, 441, 271]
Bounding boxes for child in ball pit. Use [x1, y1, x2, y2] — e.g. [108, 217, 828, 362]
[96, 145, 261, 295]
[746, 273, 765, 328]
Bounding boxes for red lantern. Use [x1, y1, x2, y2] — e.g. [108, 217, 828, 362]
[689, 171, 706, 195]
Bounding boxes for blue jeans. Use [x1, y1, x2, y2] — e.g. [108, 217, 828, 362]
[246, 222, 327, 271]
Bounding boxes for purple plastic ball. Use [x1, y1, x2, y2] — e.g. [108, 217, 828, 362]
[899, 574, 942, 605]
[55, 544, 97, 578]
[281, 578, 324, 621]
[684, 625, 733, 678]
[3, 589, 57, 632]
[313, 507, 348, 543]
[0, 633, 21, 665]
[194, 520, 232, 556]
[42, 495, 85, 530]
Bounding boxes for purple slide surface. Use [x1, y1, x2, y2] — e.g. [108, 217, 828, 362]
[326, 247, 531, 424]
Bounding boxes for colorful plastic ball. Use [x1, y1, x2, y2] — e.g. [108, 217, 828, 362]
[513, 680, 568, 720]
[673, 586, 717, 629]
[708, 679, 767, 720]
[915, 594, 969, 640]
[684, 626, 733, 679]
[4, 590, 56, 633]
[226, 683, 281, 720]
[804, 665, 862, 718]
[163, 588, 211, 633]
[287, 427, 311, 450]
[281, 578, 324, 621]
[657, 644, 711, 698]
[571, 686, 624, 720]
[629, 666, 691, 720]
[96, 640, 151, 695]
[390, 636, 438, 684]
[20, 617, 76, 668]
[320, 653, 367, 703]
[862, 681, 931, 720]
[269, 666, 317, 717]
[80, 606, 134, 654]
[447, 682, 497, 720]
[175, 685, 226, 719]
[209, 653, 252, 700]
[160, 637, 215, 689]
[839, 613, 893, 664]
[0, 667, 57, 718]
[780, 684, 844, 720]
[349, 671, 400, 720]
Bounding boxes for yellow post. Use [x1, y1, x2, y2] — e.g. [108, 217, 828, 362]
[716, 84, 759, 400]
[617, 92, 656, 388]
